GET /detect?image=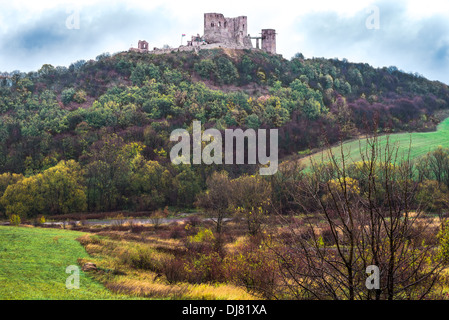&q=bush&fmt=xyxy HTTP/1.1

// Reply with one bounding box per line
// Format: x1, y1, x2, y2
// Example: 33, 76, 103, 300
9, 214, 21, 226
185, 252, 226, 283
225, 242, 278, 299
122, 245, 163, 272
150, 209, 168, 229
185, 228, 216, 255
32, 215, 46, 226
73, 90, 87, 104
112, 213, 127, 227
169, 225, 186, 239
61, 88, 76, 105
161, 257, 187, 284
